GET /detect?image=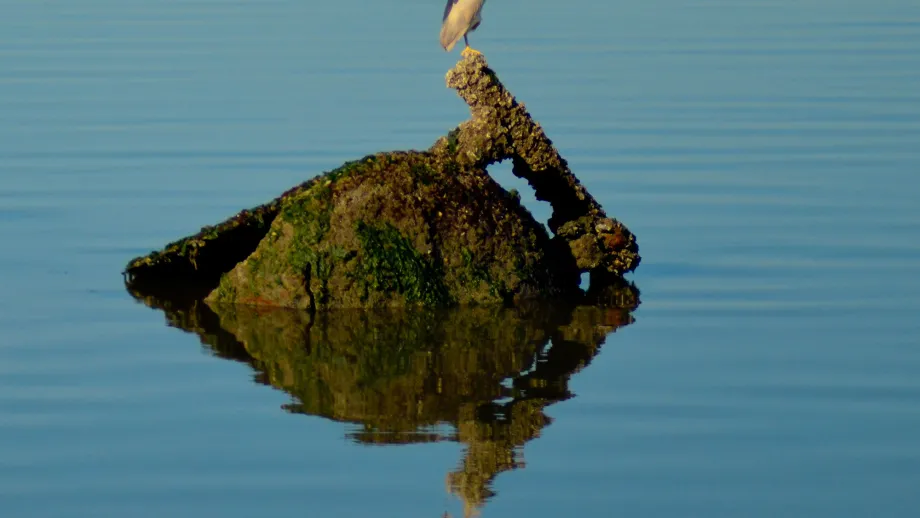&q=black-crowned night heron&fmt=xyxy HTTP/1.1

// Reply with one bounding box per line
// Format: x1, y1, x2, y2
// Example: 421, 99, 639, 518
440, 0, 486, 55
